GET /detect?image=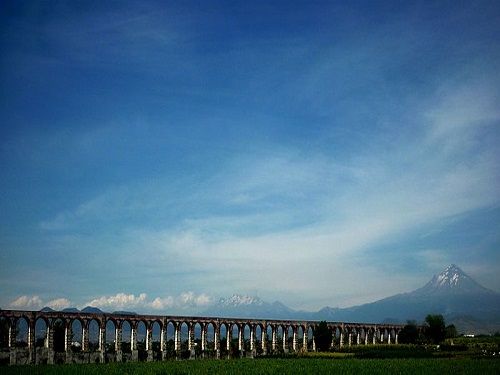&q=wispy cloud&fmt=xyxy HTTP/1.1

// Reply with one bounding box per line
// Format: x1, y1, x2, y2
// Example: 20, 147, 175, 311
34, 70, 500, 308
